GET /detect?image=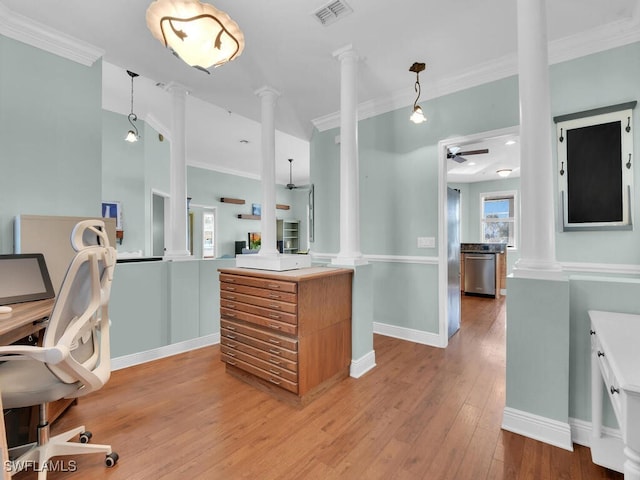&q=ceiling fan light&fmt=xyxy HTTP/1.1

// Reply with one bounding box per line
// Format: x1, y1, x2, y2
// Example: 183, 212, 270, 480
410, 105, 426, 124
125, 130, 139, 143
497, 169, 512, 177
146, 0, 245, 70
